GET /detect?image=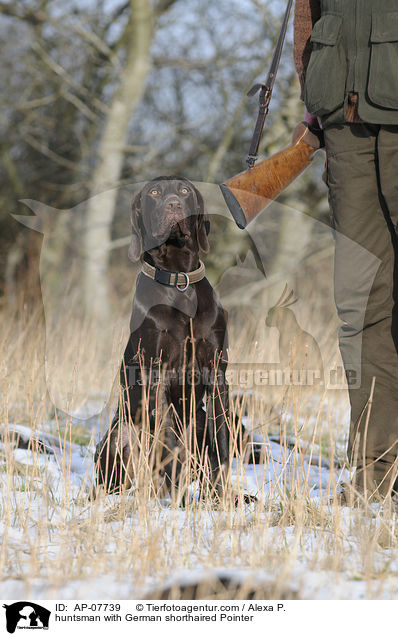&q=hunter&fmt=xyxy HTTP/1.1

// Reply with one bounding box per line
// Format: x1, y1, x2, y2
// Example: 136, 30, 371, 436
294, 0, 398, 501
